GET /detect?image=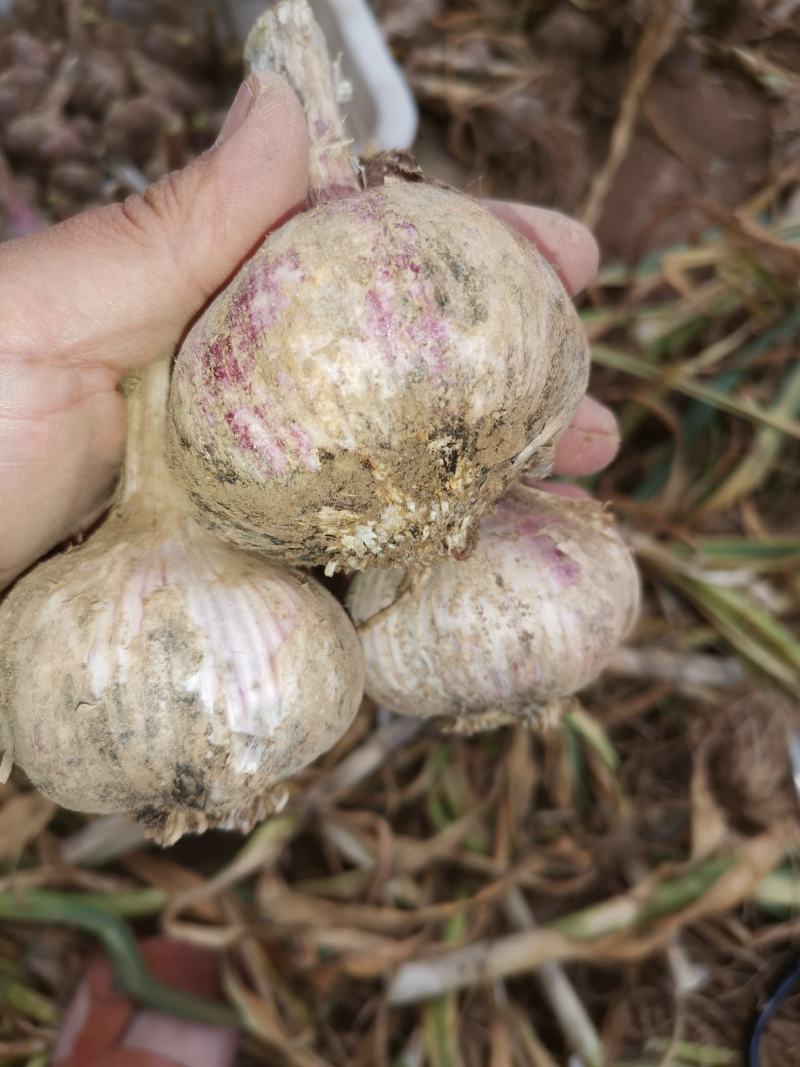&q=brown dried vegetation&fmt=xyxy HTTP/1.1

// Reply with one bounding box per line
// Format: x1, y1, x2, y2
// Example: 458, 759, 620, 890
0, 1, 799, 1065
